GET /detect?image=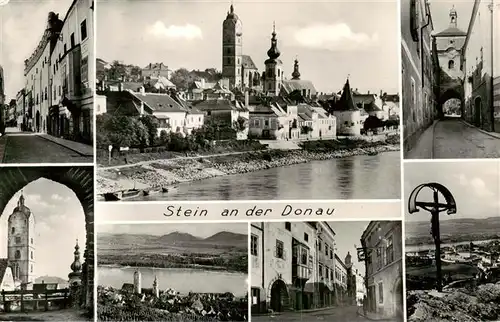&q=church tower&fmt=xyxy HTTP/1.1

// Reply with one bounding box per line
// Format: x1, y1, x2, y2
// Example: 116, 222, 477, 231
7, 193, 36, 286
222, 4, 243, 89
263, 23, 283, 96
